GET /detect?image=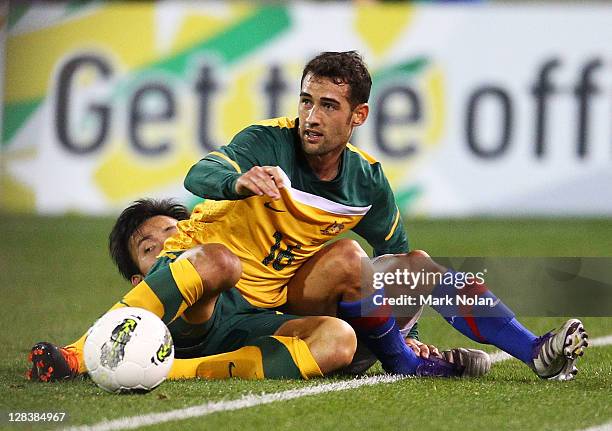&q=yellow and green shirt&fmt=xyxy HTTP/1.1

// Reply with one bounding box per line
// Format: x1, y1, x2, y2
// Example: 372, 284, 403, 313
166, 117, 409, 308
